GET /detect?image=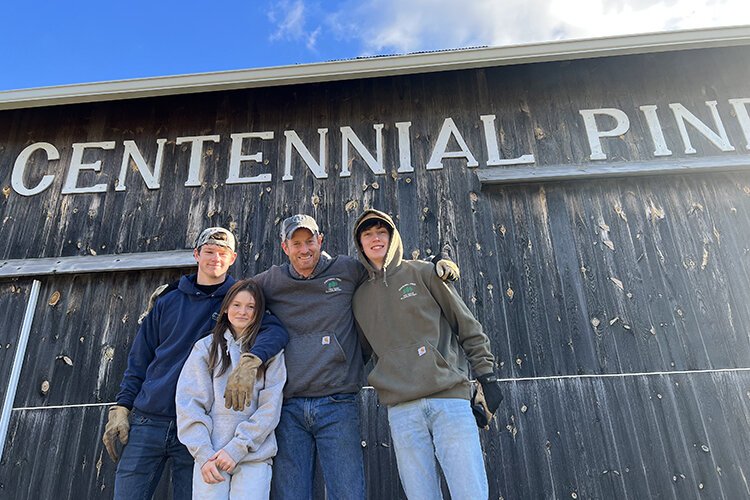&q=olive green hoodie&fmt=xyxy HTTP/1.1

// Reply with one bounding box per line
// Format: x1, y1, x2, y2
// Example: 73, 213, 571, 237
352, 209, 495, 405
